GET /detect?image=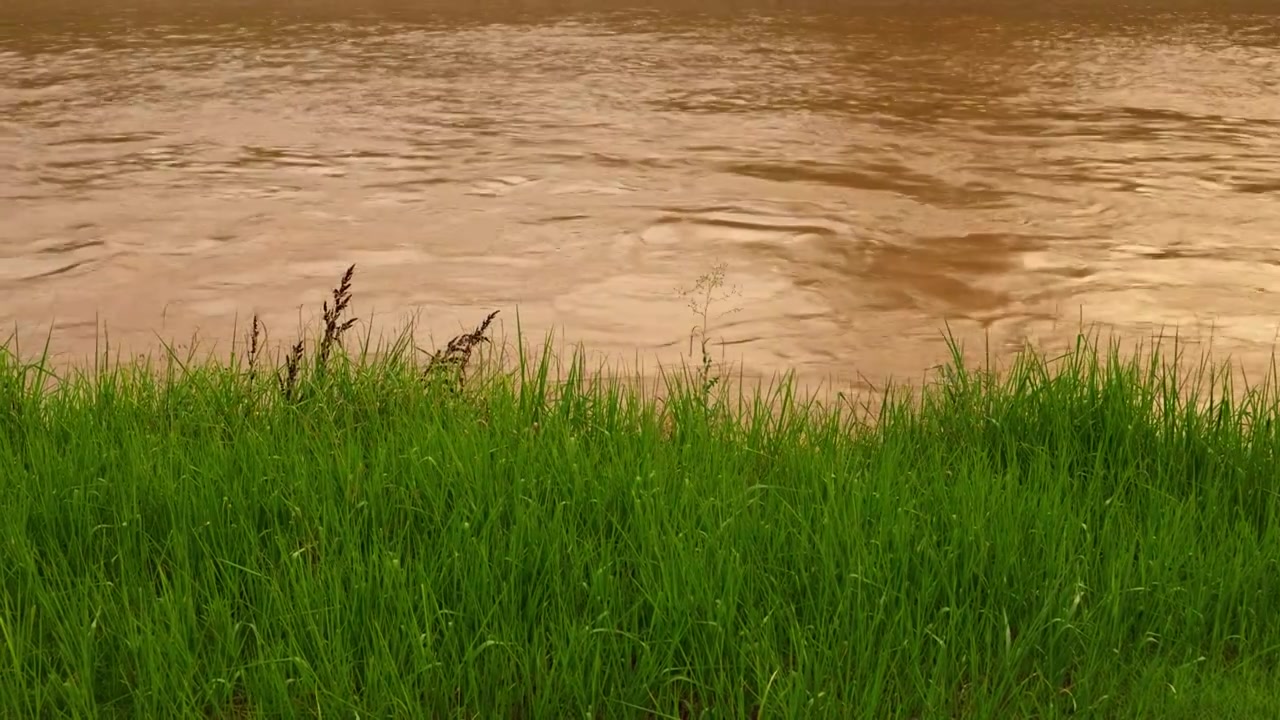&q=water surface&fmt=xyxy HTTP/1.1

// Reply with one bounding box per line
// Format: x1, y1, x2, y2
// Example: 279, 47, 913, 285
3, 0, 1280, 389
